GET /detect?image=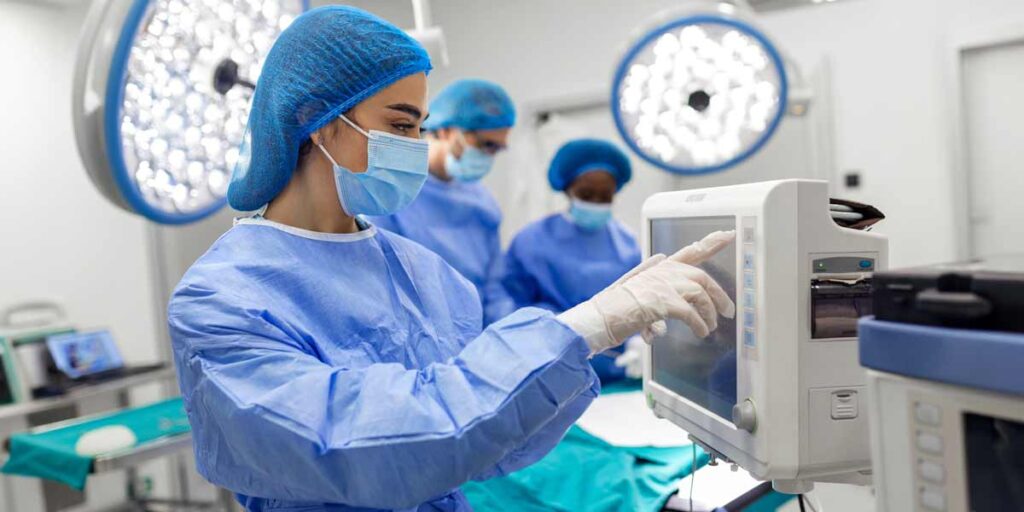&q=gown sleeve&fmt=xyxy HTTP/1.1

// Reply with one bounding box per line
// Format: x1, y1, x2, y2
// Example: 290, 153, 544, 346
480, 229, 517, 325
472, 373, 598, 480
169, 286, 597, 510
